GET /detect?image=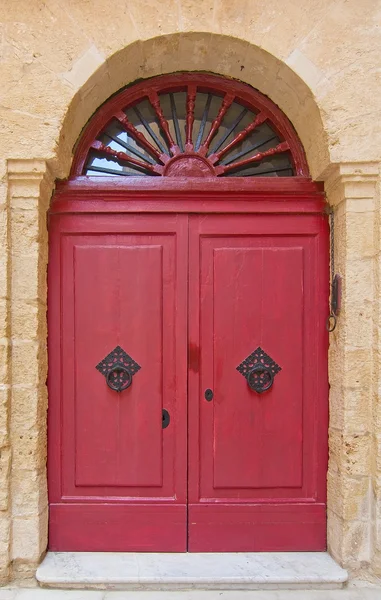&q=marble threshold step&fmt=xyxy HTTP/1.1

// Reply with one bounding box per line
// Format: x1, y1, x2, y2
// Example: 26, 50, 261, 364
36, 552, 348, 591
